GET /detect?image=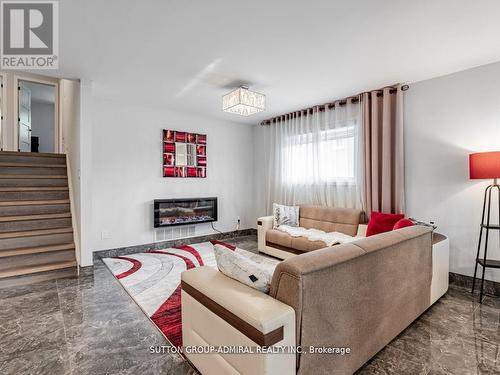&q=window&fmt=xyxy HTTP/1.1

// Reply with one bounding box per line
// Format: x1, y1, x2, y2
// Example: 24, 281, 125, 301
283, 125, 357, 185
265, 101, 361, 211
